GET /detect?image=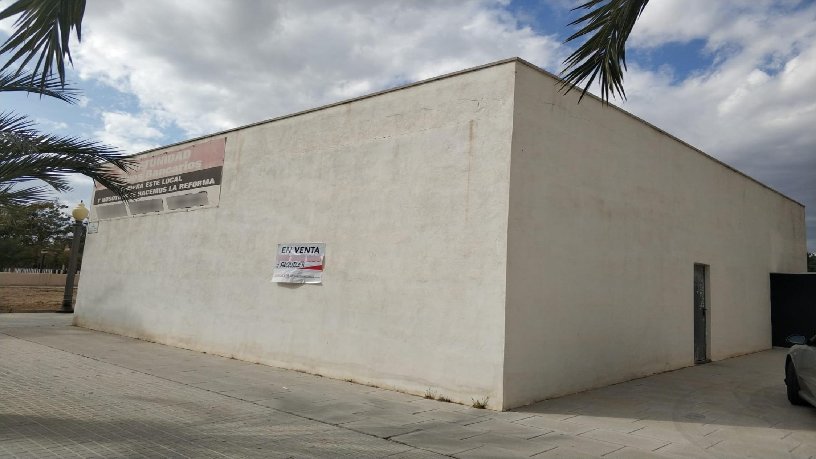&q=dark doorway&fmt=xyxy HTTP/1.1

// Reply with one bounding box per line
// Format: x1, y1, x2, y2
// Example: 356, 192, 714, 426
770, 273, 816, 347
694, 264, 710, 364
